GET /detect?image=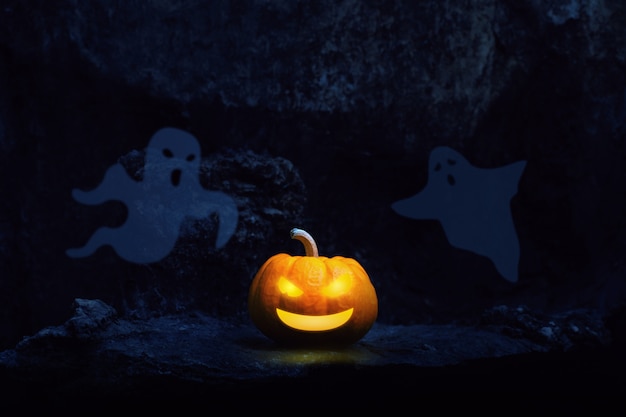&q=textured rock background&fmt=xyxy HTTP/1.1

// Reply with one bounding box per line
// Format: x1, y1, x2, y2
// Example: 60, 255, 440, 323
1, 0, 625, 354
